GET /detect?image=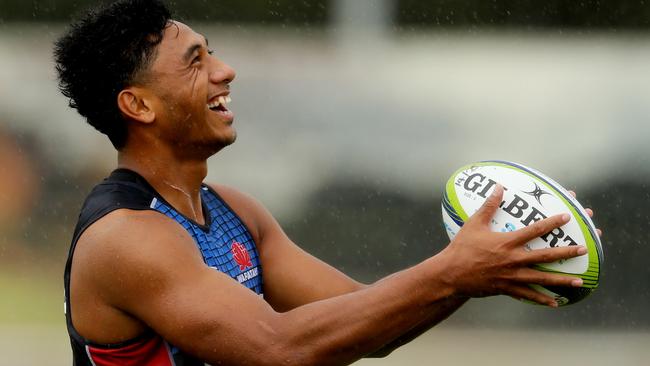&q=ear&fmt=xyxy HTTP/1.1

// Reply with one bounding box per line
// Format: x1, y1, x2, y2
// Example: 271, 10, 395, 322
117, 87, 156, 124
